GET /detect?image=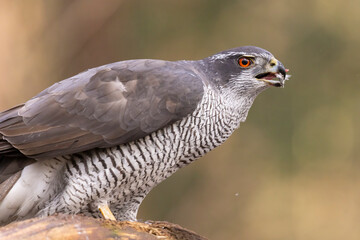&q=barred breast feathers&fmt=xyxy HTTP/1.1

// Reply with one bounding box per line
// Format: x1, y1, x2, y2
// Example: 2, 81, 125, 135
0, 83, 259, 224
